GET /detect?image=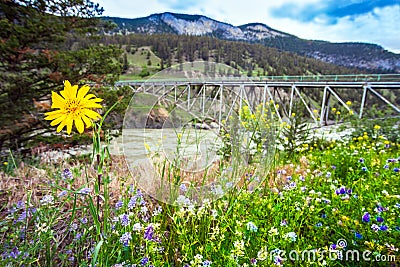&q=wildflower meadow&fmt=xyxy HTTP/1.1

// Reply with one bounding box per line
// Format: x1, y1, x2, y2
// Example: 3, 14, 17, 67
0, 81, 399, 267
